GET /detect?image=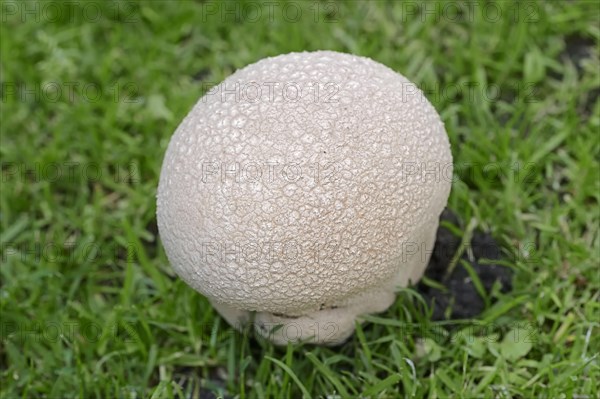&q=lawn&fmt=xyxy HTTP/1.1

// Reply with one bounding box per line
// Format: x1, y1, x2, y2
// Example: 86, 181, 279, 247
1, 0, 599, 398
